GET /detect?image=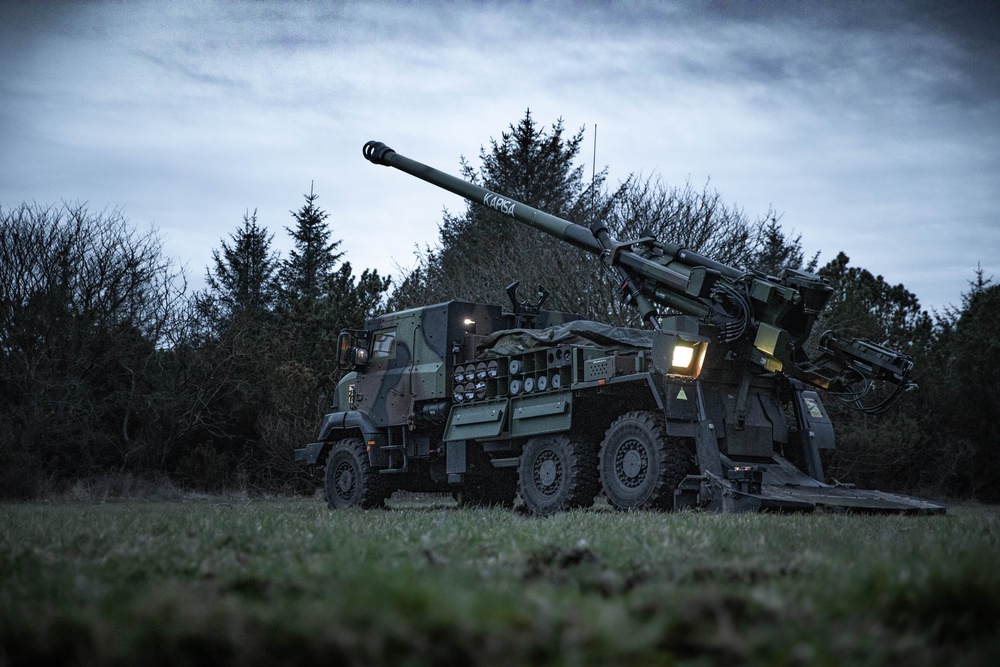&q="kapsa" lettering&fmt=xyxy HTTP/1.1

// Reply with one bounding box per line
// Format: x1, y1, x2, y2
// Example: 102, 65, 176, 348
483, 193, 516, 216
